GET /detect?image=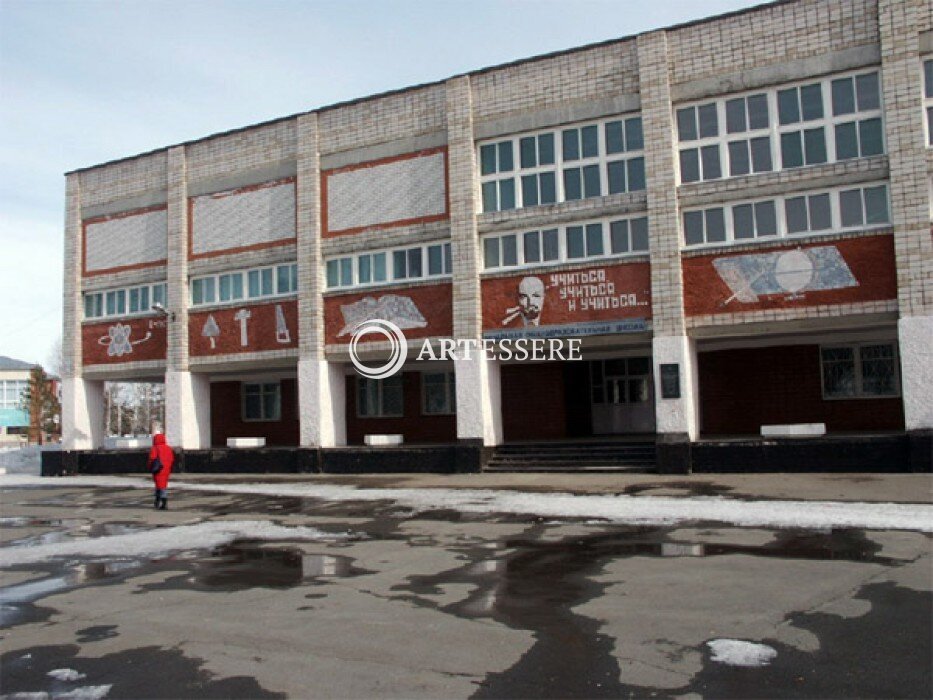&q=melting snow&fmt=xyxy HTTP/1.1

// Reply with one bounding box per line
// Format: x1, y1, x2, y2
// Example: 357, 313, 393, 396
2, 474, 932, 533
0, 520, 352, 567
47, 669, 87, 682
707, 639, 778, 667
